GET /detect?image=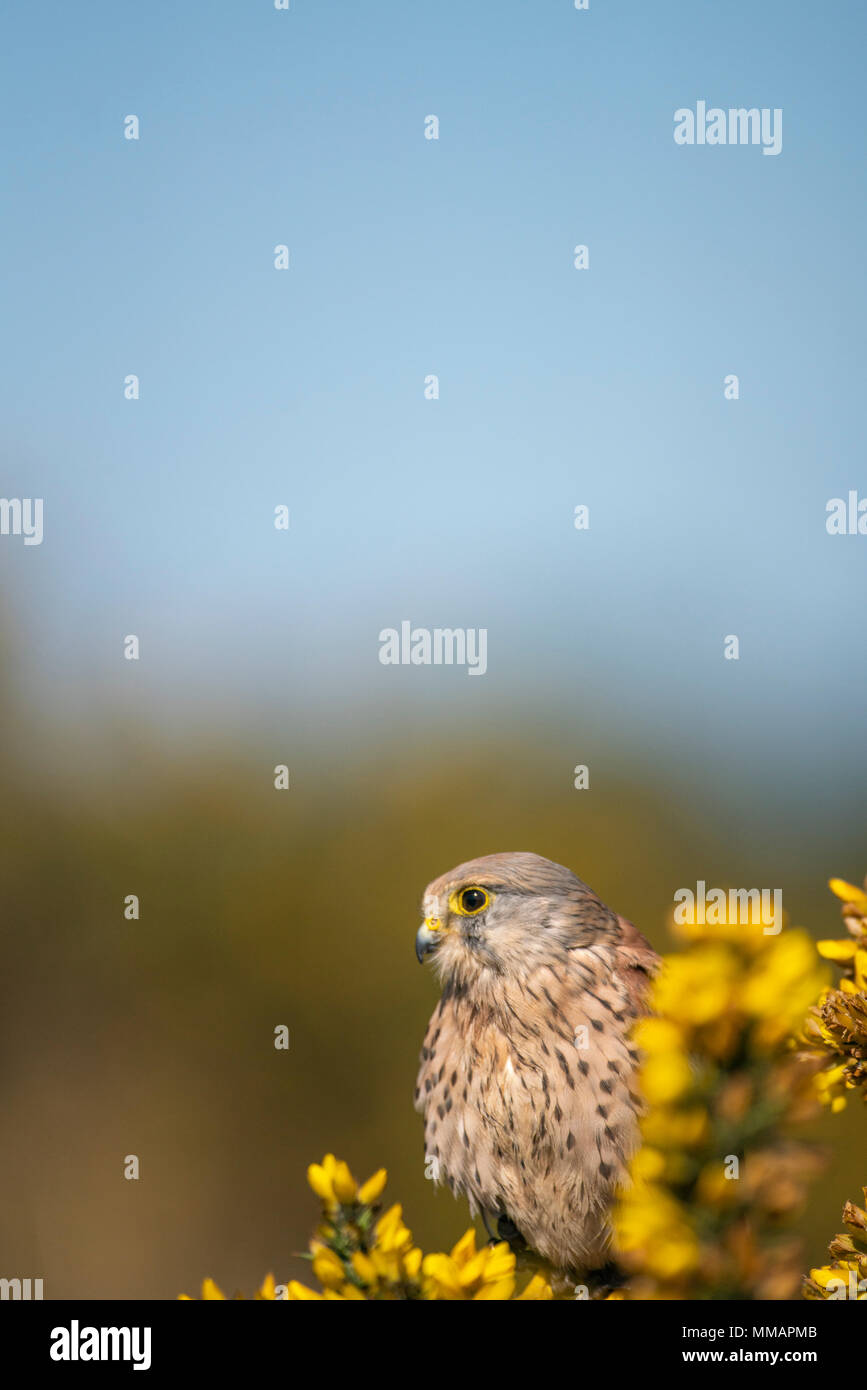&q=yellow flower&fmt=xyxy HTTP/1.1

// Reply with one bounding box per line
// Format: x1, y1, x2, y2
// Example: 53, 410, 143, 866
350, 1251, 377, 1284
639, 1051, 693, 1104
306, 1154, 388, 1211
311, 1243, 346, 1290
183, 1154, 557, 1299
358, 1168, 388, 1205
615, 1184, 699, 1280
180, 1272, 284, 1301
306, 1154, 344, 1205
307, 1153, 356, 1206
286, 1280, 328, 1300
178, 1277, 230, 1300
814, 1062, 851, 1113
817, 939, 858, 962
632, 1017, 684, 1054
632, 1146, 667, 1182
422, 1230, 517, 1300
373, 1203, 414, 1254
652, 947, 738, 1027
805, 1188, 867, 1302
744, 931, 828, 1043
828, 878, 867, 913
515, 1272, 554, 1300
641, 1105, 709, 1150
617, 888, 840, 1299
